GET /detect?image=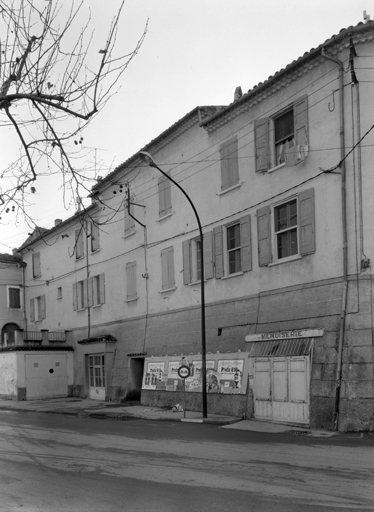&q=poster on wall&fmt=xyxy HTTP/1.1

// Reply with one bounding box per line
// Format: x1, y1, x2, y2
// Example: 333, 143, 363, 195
185, 360, 215, 392
142, 362, 165, 390
166, 361, 184, 391
217, 359, 244, 394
